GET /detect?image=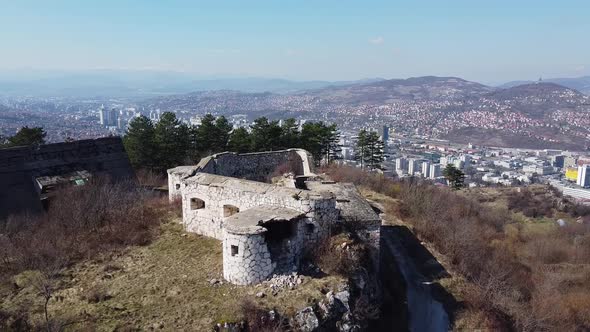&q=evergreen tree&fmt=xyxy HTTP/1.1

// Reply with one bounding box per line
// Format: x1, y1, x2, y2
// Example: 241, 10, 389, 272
322, 123, 341, 163
300, 122, 340, 166
194, 114, 217, 154
355, 130, 383, 170
279, 118, 300, 149
354, 129, 369, 169
227, 127, 252, 153
250, 117, 282, 151
443, 164, 465, 190
213, 116, 233, 152
123, 115, 156, 169
6, 126, 46, 147
154, 112, 189, 170
187, 124, 200, 162
365, 131, 384, 170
